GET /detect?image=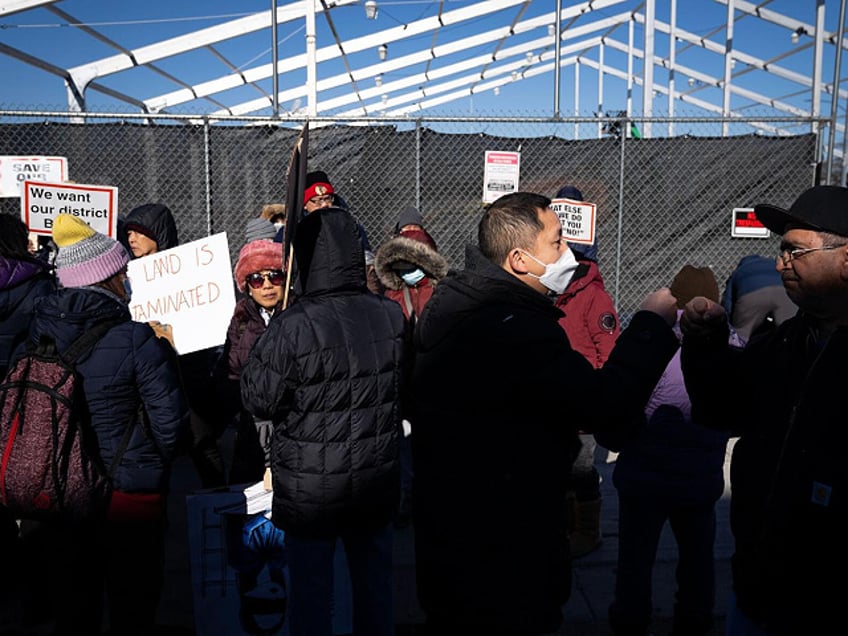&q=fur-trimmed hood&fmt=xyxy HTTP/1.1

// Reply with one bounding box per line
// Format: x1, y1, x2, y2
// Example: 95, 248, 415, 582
375, 235, 449, 291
